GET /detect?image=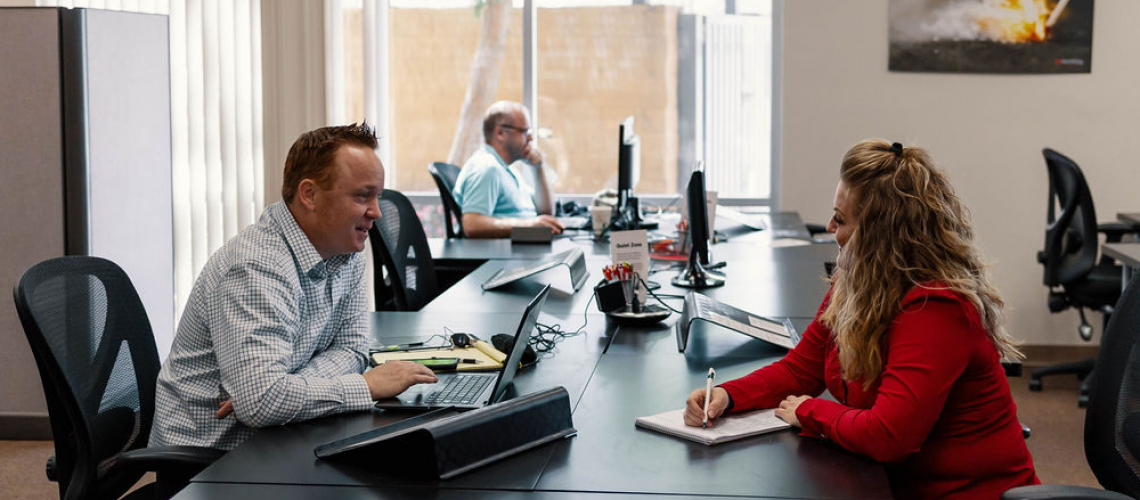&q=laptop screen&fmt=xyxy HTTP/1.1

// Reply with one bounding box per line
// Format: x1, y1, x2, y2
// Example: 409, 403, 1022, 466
489, 285, 550, 403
